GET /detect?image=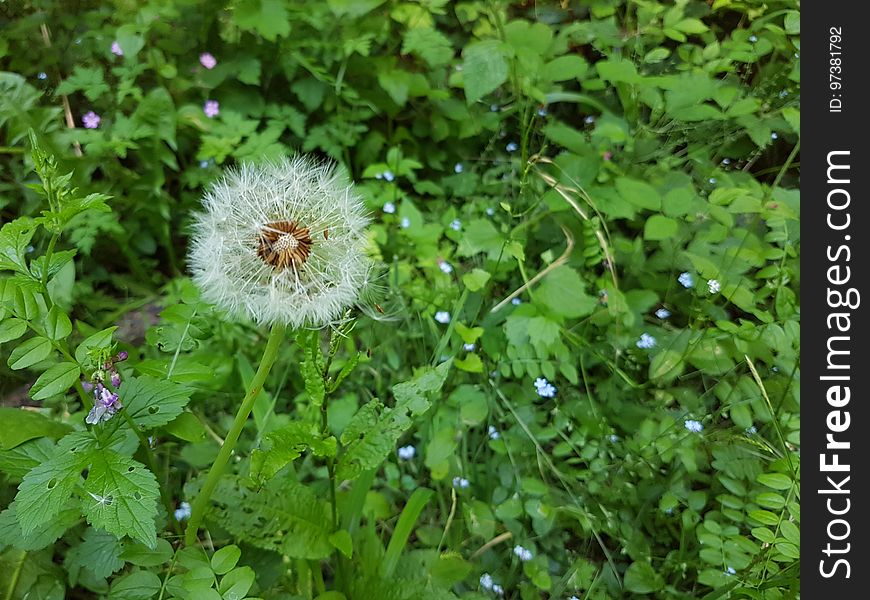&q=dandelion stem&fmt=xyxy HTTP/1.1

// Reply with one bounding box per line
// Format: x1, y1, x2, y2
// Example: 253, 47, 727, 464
184, 322, 287, 546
